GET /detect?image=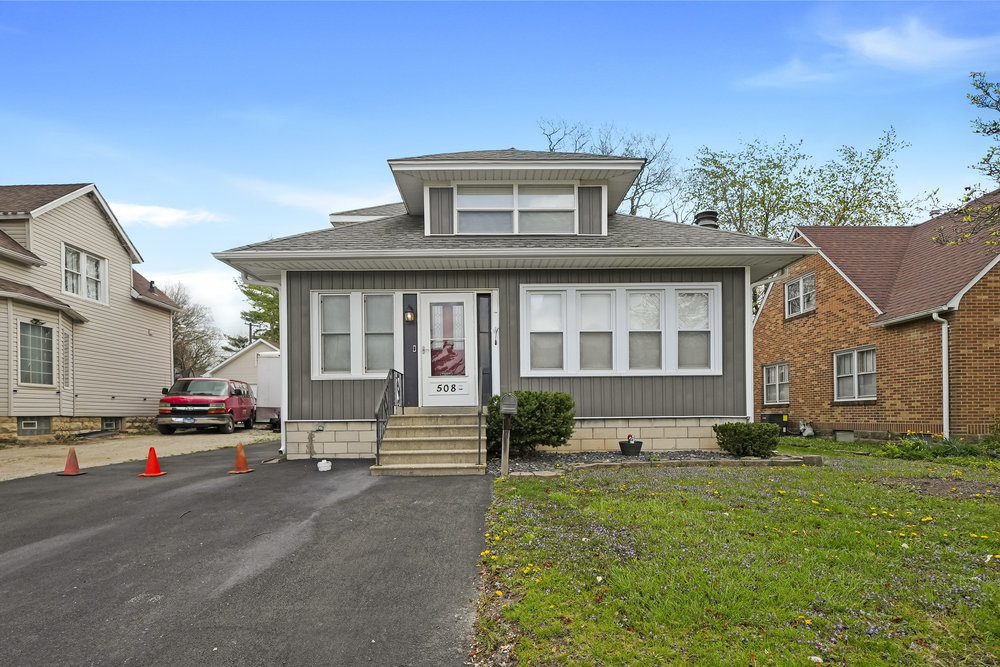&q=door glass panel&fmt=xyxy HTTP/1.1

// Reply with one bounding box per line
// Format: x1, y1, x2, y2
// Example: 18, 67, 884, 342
430, 302, 466, 376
